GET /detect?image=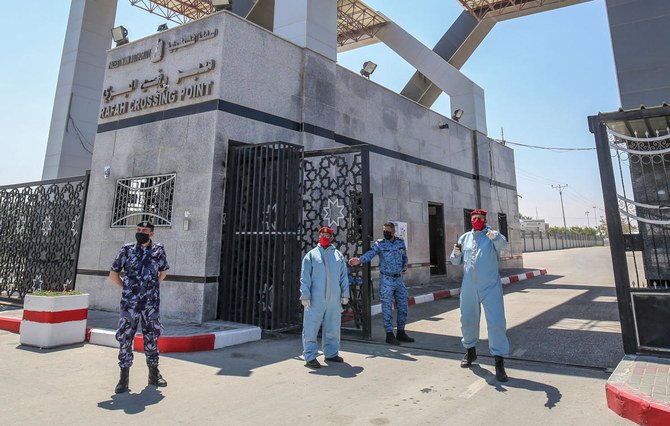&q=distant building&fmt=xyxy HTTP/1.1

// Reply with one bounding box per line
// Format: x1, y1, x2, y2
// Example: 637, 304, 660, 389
520, 219, 547, 235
